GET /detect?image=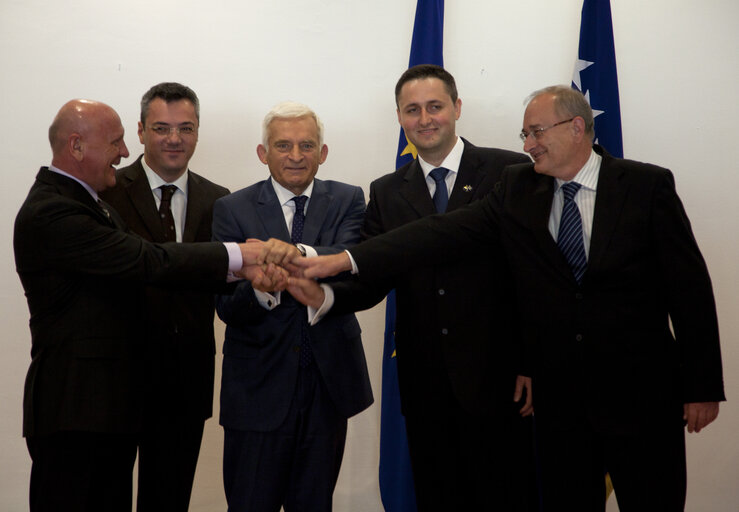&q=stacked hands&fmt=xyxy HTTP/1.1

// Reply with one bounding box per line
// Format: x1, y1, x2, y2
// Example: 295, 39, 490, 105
236, 238, 350, 308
